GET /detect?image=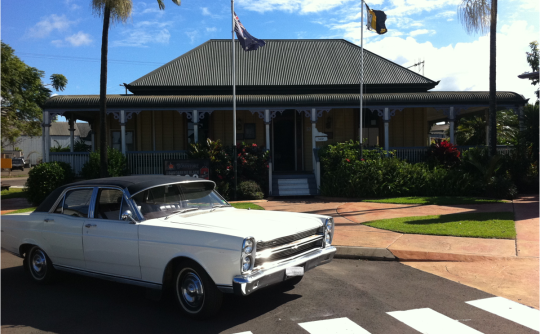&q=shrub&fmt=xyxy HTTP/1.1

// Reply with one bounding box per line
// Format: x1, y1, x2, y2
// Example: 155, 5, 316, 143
188, 139, 269, 200
318, 140, 507, 199
81, 147, 129, 179
426, 140, 461, 169
25, 162, 74, 206
238, 180, 264, 200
